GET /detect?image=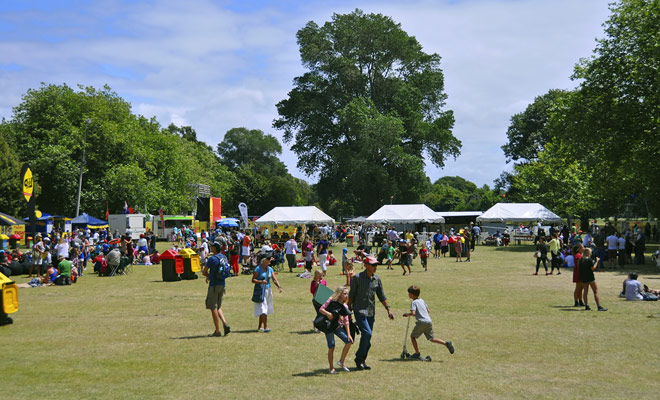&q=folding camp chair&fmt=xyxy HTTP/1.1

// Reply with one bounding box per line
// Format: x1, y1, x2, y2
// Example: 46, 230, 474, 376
107, 260, 120, 276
